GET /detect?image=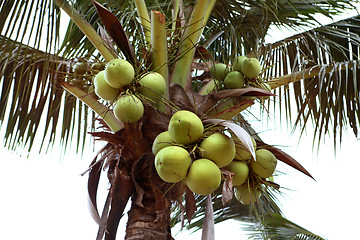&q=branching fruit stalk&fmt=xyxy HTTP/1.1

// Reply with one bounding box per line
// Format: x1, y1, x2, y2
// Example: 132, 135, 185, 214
61, 82, 123, 133
55, 0, 115, 62
151, 11, 169, 99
